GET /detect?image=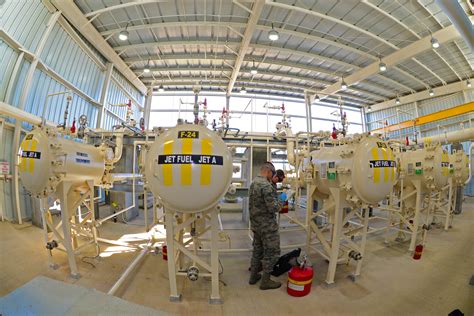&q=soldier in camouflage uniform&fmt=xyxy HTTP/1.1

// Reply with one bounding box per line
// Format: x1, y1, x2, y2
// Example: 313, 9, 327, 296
248, 162, 282, 290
